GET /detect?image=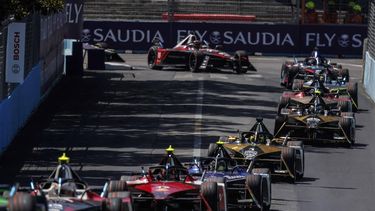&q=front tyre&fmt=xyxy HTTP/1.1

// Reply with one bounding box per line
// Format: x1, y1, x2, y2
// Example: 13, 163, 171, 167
147, 46, 162, 70
189, 51, 203, 72
233, 50, 249, 74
